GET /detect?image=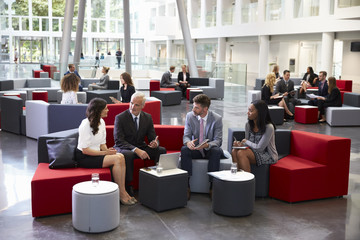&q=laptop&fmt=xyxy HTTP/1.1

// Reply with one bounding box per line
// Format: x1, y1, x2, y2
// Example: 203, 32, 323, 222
149, 152, 180, 170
